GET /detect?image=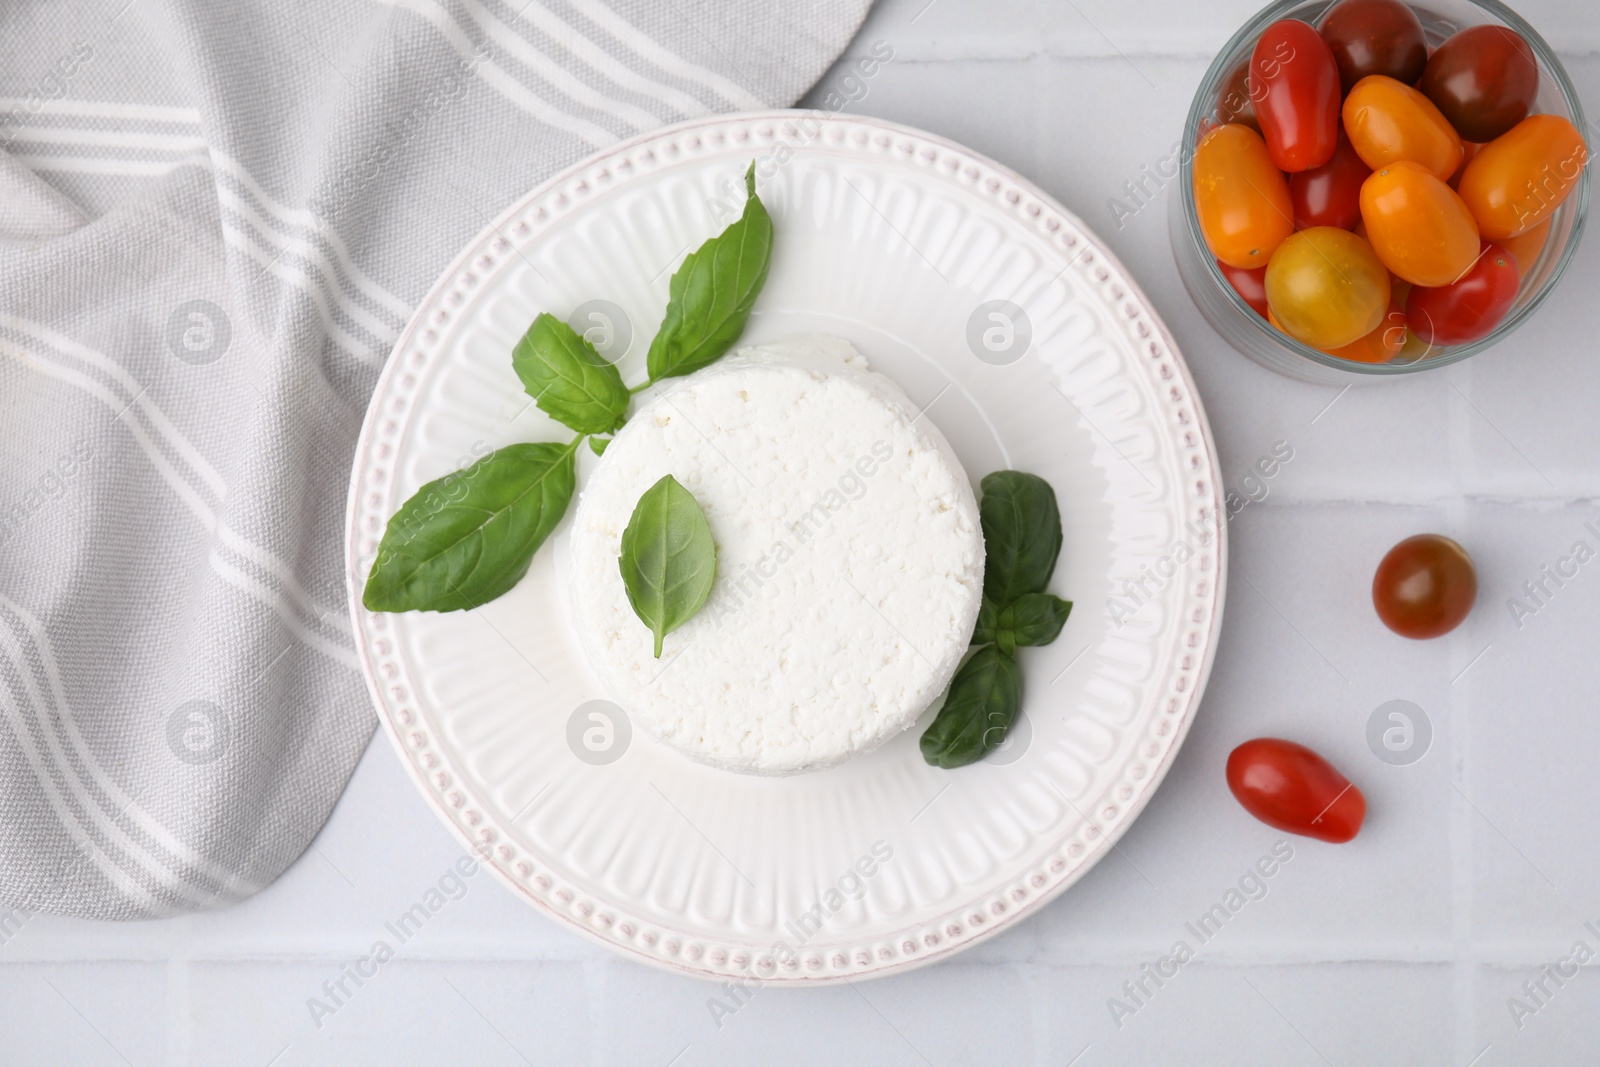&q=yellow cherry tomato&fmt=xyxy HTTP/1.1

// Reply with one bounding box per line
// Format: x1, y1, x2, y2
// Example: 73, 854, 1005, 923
1458, 114, 1589, 239
1325, 300, 1407, 363
1194, 123, 1296, 269
1265, 227, 1392, 349
1343, 75, 1463, 181
1360, 162, 1481, 286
